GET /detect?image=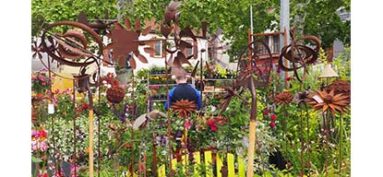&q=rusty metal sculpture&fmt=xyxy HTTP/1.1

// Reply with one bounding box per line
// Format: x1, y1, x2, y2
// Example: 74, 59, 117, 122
40, 21, 105, 67
160, 1, 206, 69
278, 29, 321, 82
104, 18, 155, 69
77, 12, 115, 35
38, 20, 111, 177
